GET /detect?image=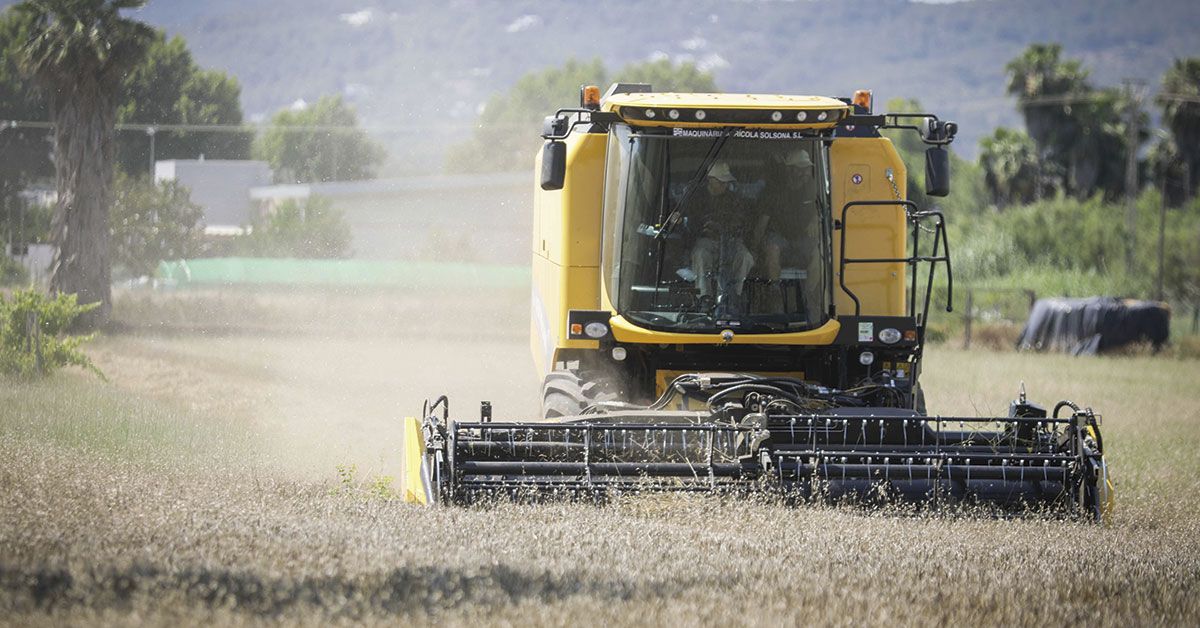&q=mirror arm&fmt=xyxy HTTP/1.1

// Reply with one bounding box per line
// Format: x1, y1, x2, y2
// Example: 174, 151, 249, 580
541, 110, 619, 140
